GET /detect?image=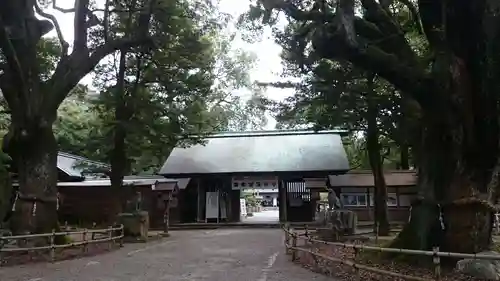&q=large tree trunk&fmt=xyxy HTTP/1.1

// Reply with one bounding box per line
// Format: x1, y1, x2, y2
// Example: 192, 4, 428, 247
0, 170, 13, 225
392, 108, 495, 253
109, 49, 130, 220
366, 76, 390, 236
6, 124, 59, 234
291, 0, 500, 255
